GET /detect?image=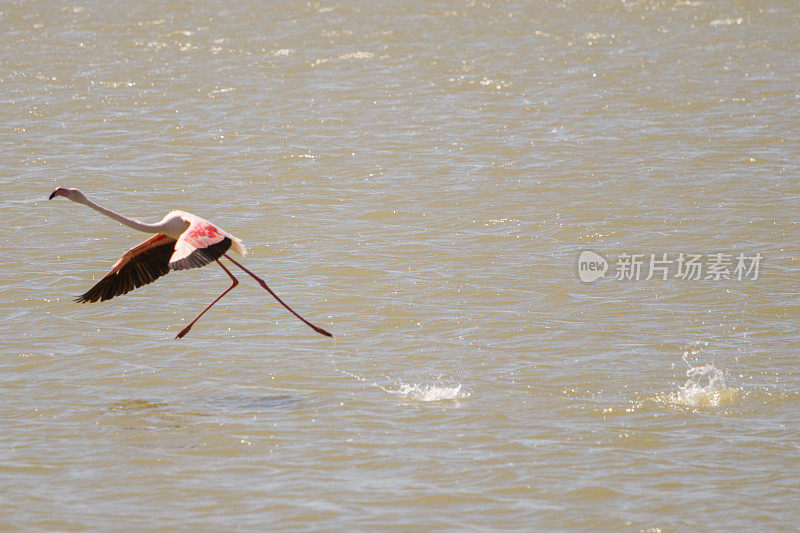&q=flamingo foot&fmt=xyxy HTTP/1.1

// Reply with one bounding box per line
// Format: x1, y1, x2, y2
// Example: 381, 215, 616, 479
175, 325, 193, 339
